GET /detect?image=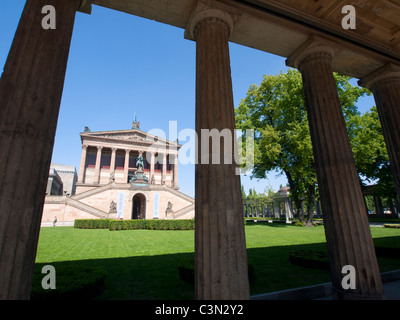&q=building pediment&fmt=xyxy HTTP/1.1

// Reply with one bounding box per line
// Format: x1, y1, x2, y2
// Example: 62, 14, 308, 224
99, 132, 154, 143
80, 129, 181, 149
